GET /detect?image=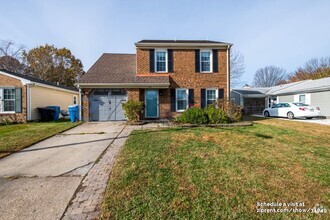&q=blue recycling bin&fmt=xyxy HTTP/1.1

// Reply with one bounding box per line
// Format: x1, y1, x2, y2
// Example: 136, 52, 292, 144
68, 105, 79, 122
46, 106, 60, 121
